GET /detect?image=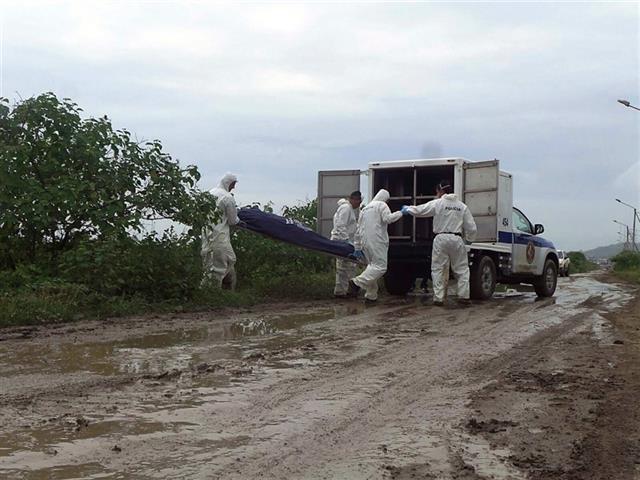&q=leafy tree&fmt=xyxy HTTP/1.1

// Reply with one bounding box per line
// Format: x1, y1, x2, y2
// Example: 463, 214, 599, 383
0, 93, 215, 268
